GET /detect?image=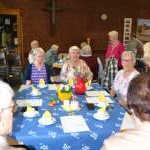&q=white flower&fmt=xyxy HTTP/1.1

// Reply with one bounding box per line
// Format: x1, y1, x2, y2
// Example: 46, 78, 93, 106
64, 85, 70, 91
